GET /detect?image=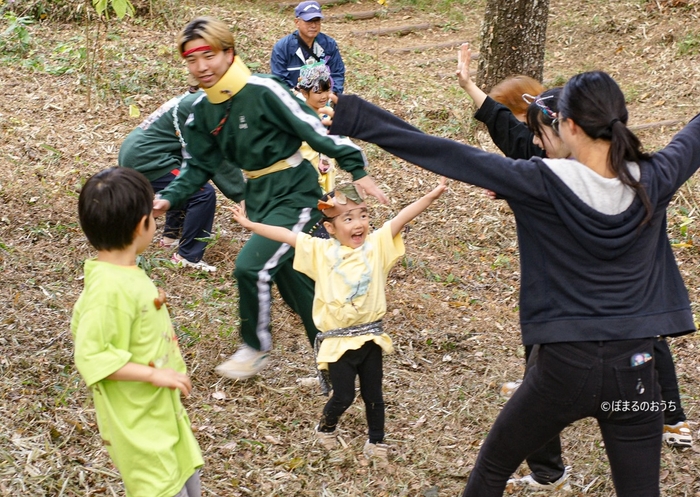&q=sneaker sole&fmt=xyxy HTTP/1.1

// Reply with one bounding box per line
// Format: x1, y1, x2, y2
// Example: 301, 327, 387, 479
663, 433, 692, 447
214, 356, 269, 379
